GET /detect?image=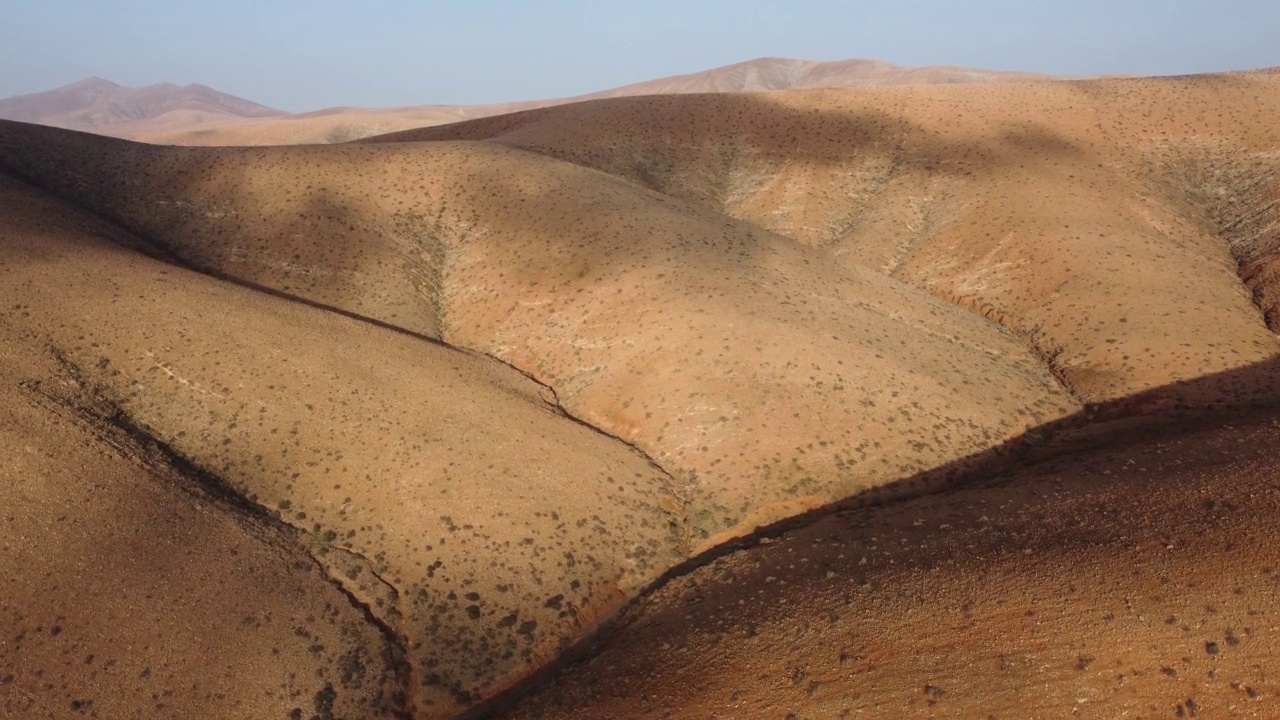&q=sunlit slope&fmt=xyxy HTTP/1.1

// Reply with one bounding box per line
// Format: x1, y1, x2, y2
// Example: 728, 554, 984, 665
504, 402, 1280, 719
0, 172, 683, 717
380, 74, 1280, 409
0, 122, 1079, 547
